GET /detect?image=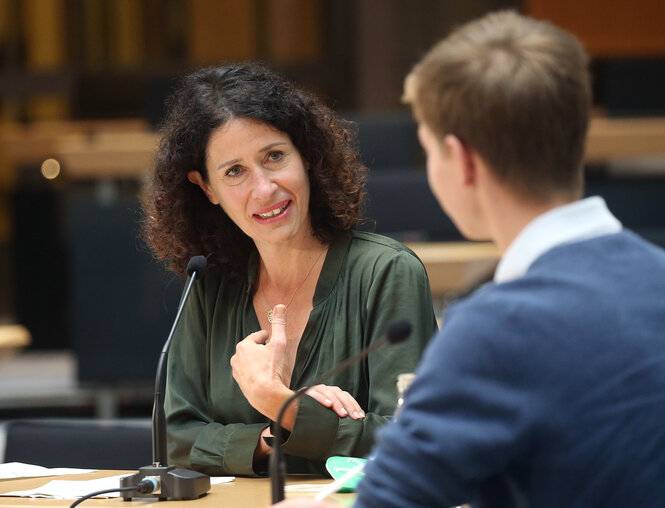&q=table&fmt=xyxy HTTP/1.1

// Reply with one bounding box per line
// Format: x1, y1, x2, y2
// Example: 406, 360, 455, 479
407, 241, 499, 297
0, 325, 30, 362
0, 471, 354, 507
585, 116, 665, 163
